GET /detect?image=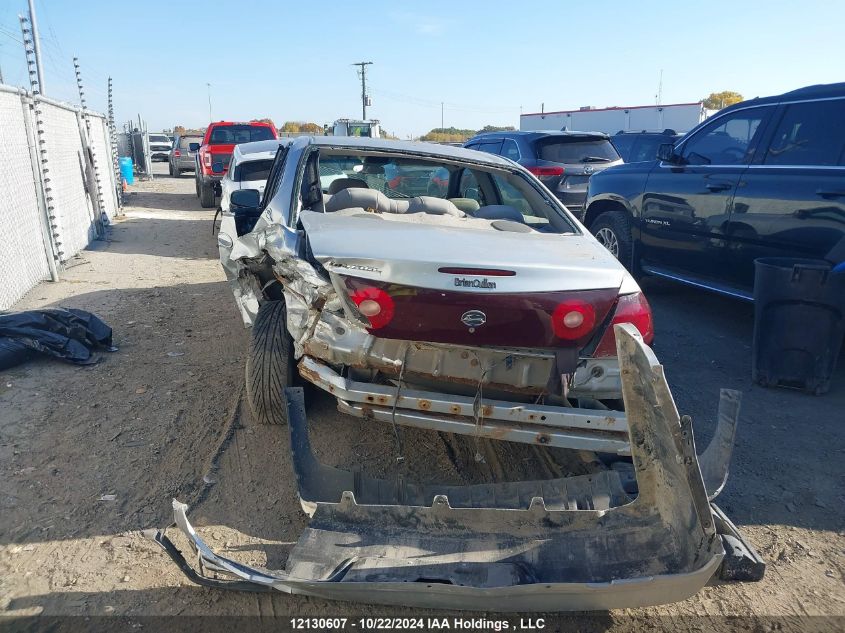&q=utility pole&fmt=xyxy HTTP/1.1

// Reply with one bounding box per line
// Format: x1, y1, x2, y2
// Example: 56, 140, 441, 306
27, 0, 45, 94
656, 69, 664, 105
352, 61, 372, 119
206, 82, 212, 122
